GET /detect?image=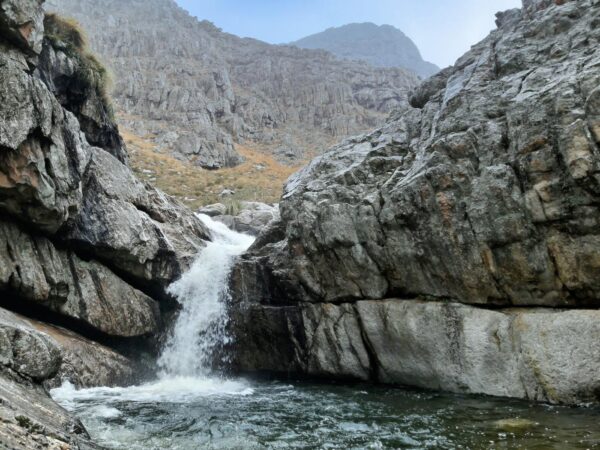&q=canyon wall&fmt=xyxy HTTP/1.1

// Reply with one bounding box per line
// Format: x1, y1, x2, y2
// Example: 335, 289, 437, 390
0, 1, 209, 446
231, 0, 600, 405
46, 0, 421, 169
